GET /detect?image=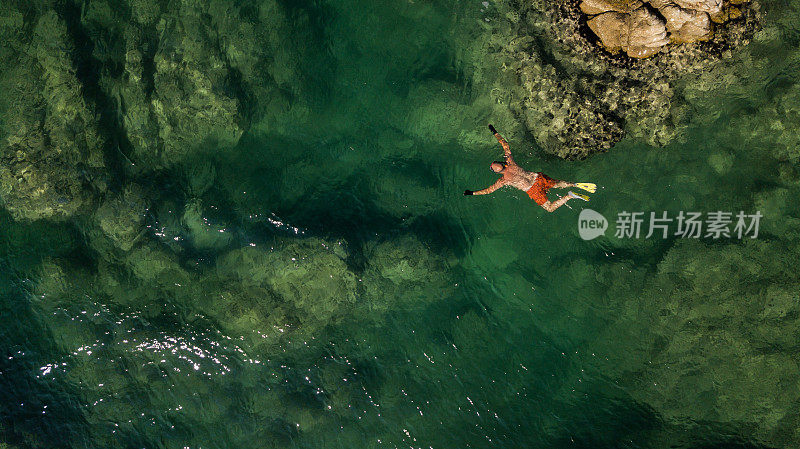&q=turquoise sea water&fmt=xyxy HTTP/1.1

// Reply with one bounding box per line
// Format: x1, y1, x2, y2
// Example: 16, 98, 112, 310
1, 0, 800, 448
